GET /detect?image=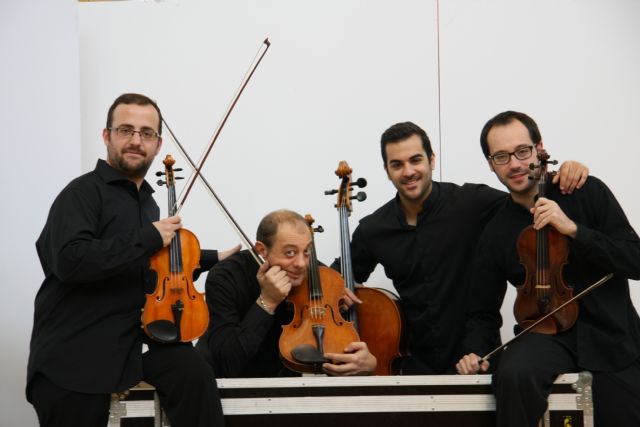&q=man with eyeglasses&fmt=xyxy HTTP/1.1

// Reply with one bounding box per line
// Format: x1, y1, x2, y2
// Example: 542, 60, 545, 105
27, 93, 234, 427
456, 111, 640, 426
338, 121, 588, 376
